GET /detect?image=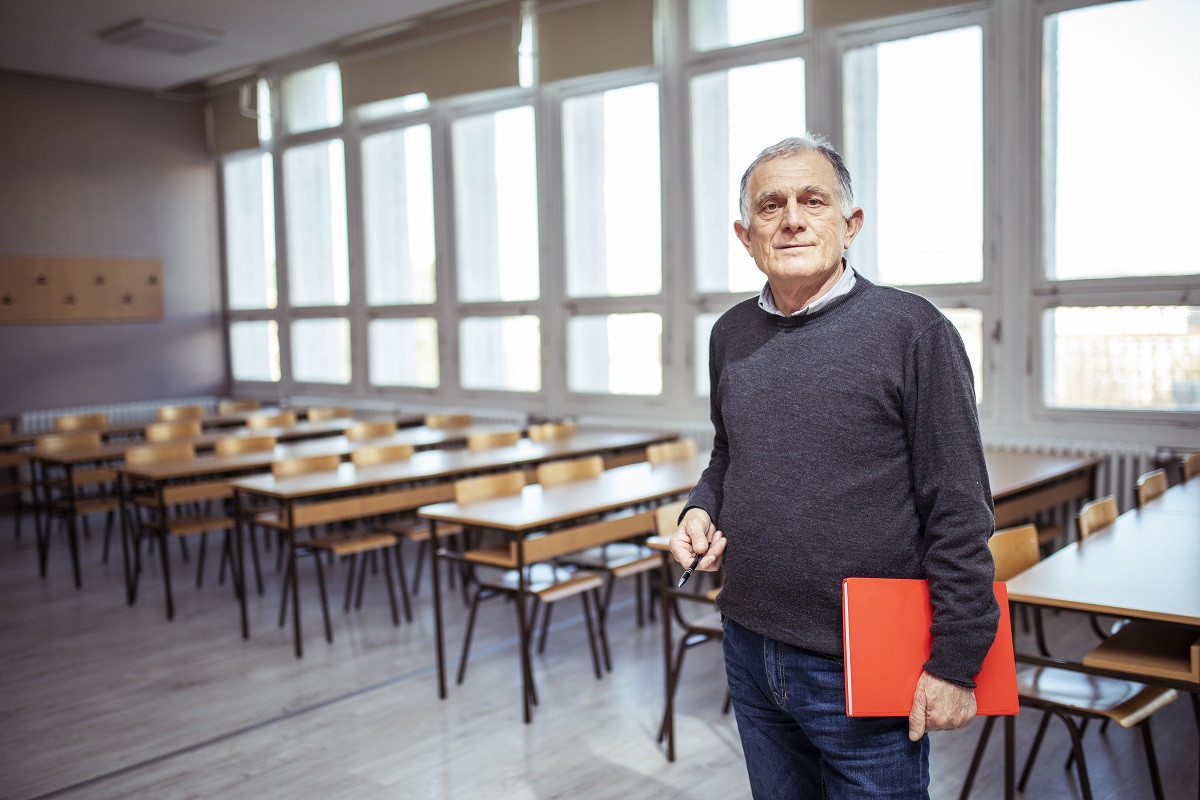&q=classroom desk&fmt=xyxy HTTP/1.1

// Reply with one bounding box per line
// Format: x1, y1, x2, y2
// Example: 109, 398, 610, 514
1137, 475, 1200, 517
230, 431, 676, 656
418, 453, 709, 723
